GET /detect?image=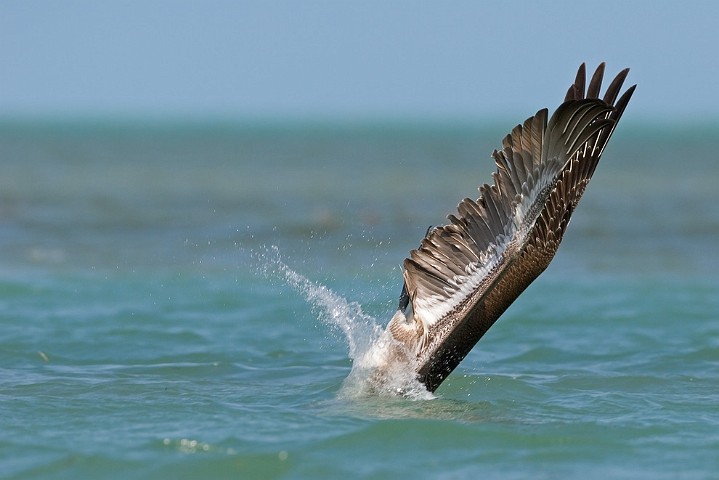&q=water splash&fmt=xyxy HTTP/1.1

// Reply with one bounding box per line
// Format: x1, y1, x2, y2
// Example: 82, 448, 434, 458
254, 245, 433, 400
